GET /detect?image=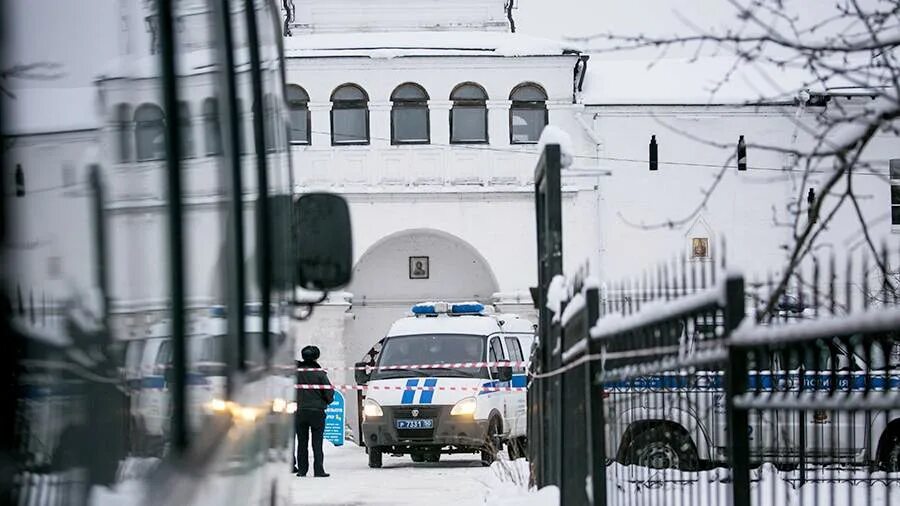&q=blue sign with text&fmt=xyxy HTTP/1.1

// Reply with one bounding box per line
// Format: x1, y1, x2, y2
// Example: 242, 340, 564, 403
323, 390, 345, 446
